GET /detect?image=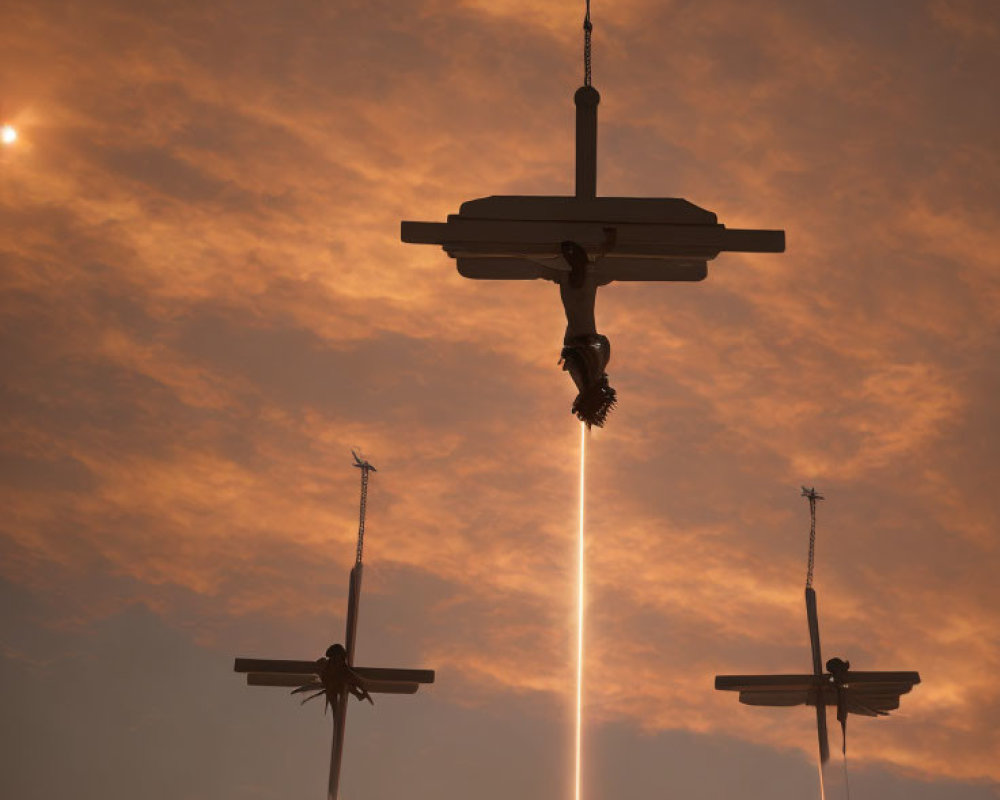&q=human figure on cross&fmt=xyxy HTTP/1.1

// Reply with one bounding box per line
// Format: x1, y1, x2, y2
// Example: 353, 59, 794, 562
557, 240, 616, 426
233, 454, 435, 800
297, 643, 374, 706
401, 82, 784, 428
